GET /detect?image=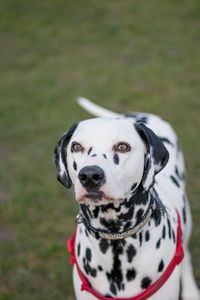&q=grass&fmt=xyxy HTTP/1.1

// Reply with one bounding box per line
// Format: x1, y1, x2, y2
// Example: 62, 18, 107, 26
0, 0, 199, 299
